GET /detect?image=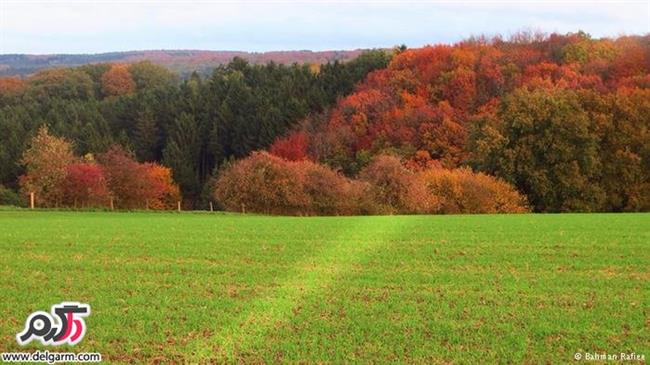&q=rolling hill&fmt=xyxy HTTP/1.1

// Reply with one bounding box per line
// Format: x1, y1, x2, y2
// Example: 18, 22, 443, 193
0, 49, 365, 77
